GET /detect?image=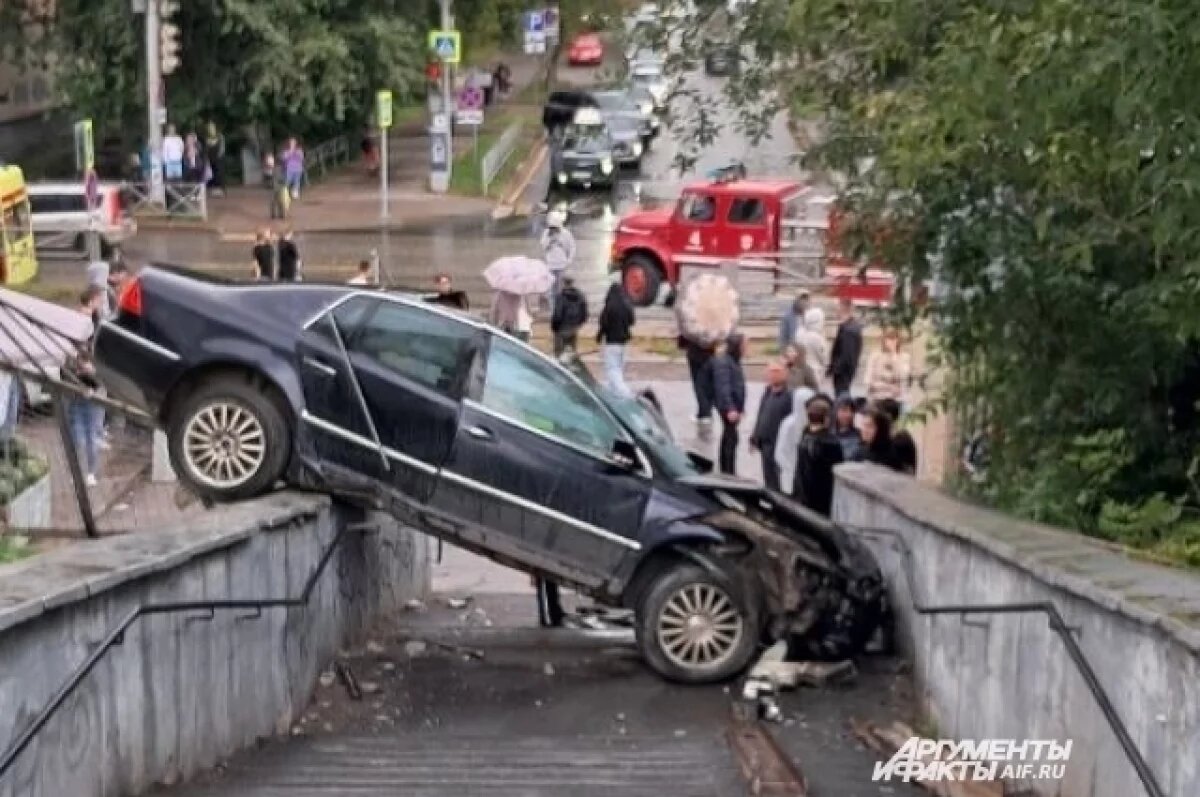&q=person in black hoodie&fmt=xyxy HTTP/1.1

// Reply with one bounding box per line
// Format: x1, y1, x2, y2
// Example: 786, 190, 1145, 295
749, 359, 792, 490
709, 334, 746, 475
854, 405, 897, 468
550, 276, 589, 355
877, 398, 918, 475
828, 298, 863, 397
596, 277, 635, 397
792, 393, 844, 516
